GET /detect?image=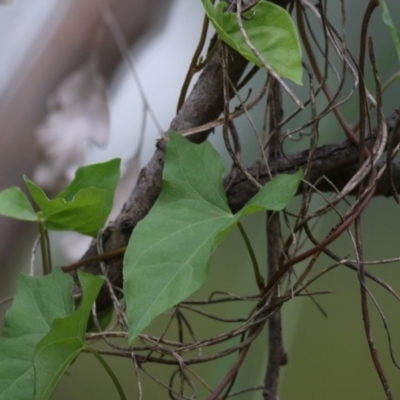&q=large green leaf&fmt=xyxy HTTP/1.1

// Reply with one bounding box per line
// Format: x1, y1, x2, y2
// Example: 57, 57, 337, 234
124, 132, 302, 343
0, 269, 74, 400
202, 0, 302, 84
24, 159, 121, 237
33, 271, 104, 400
0, 187, 37, 221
